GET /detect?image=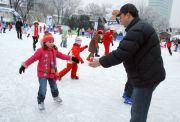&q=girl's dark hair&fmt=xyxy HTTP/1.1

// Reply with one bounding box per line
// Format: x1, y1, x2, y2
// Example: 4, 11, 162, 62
42, 42, 48, 50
